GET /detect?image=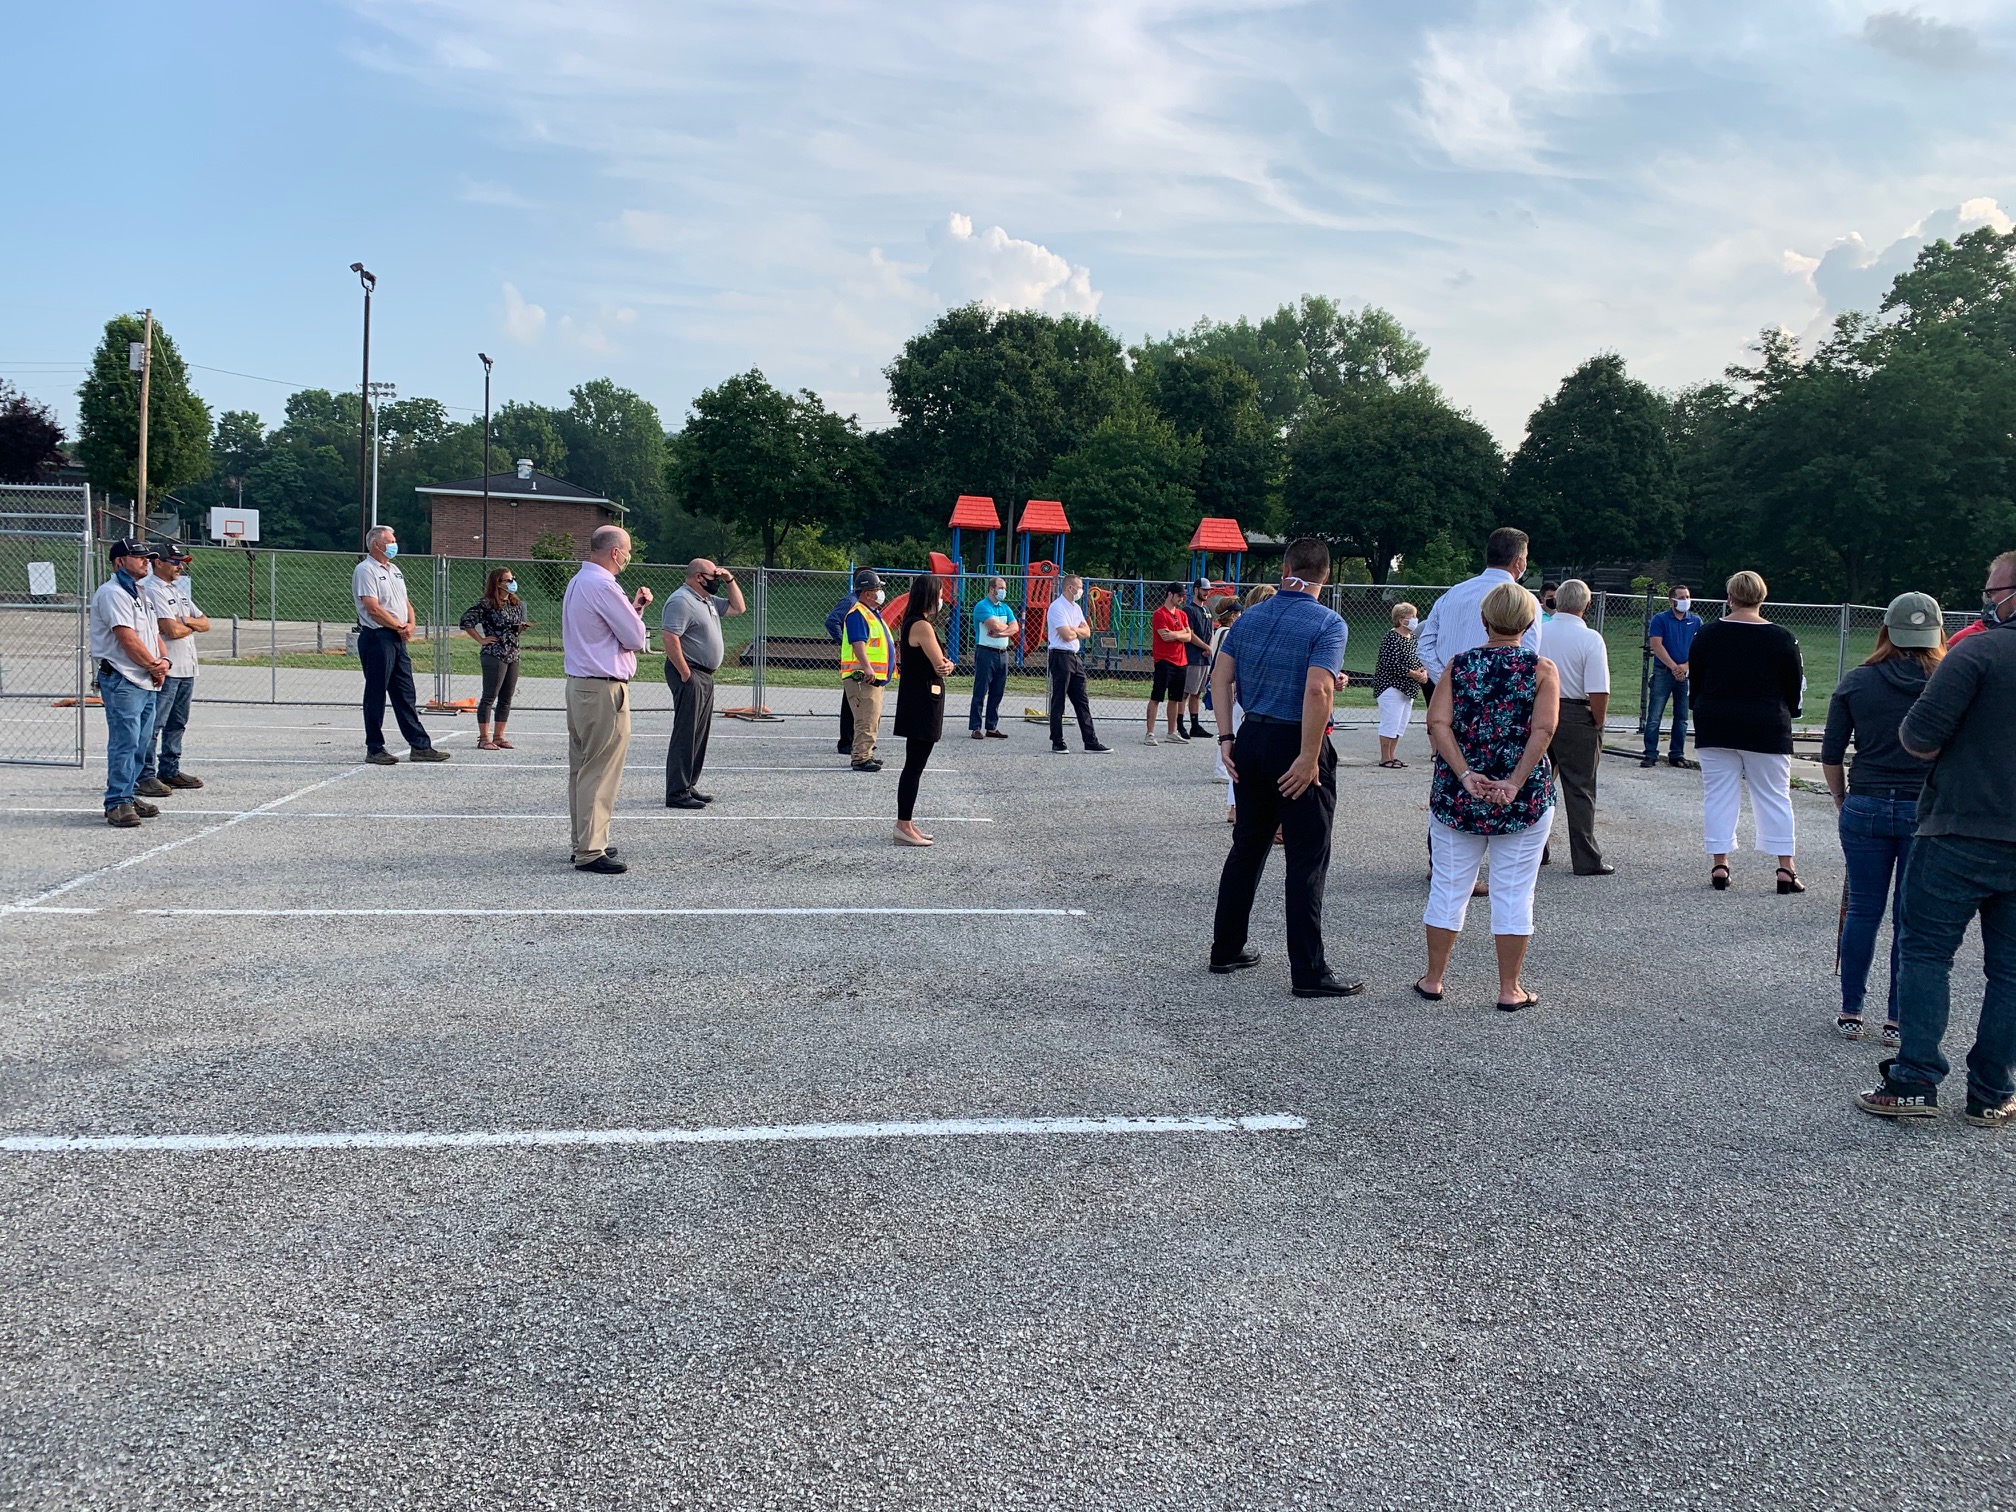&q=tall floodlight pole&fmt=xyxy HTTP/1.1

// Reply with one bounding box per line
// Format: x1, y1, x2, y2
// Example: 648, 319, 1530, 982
349, 263, 376, 550
367, 381, 396, 528
132, 309, 154, 538
478, 352, 494, 563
